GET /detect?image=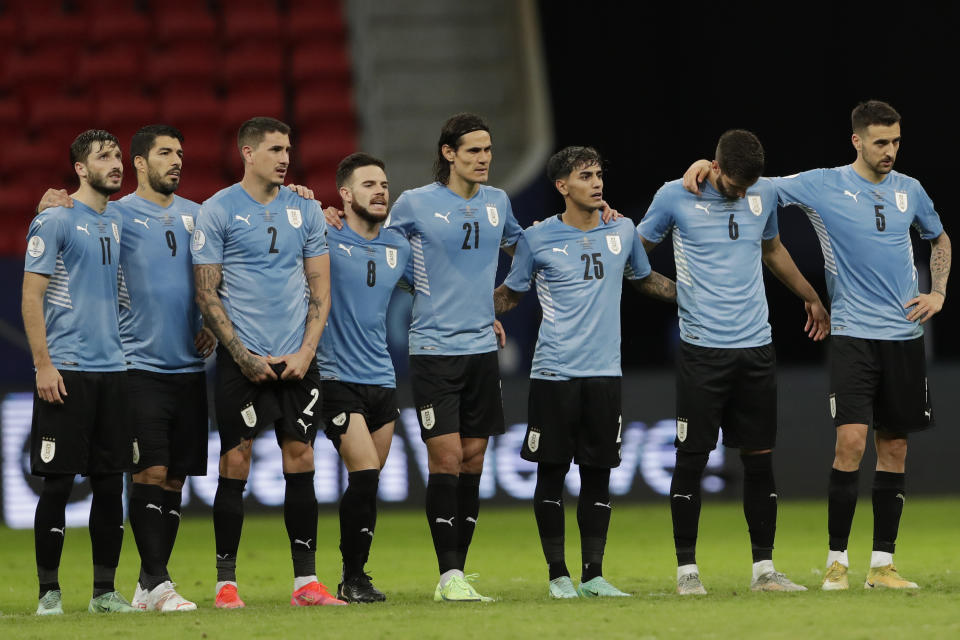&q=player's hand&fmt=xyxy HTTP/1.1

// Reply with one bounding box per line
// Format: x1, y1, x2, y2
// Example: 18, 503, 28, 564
36, 363, 67, 404
682, 160, 712, 195
904, 292, 944, 324
194, 327, 217, 358
267, 349, 313, 381
804, 299, 830, 341
238, 352, 277, 384
37, 188, 73, 214
324, 205, 345, 230
599, 200, 623, 223
494, 319, 506, 348
286, 184, 316, 201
